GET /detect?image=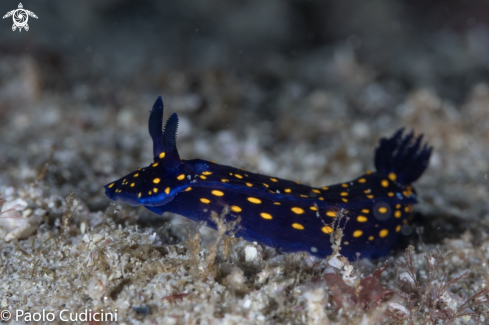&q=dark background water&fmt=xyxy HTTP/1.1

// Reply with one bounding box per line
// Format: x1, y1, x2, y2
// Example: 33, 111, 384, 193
2, 0, 488, 102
